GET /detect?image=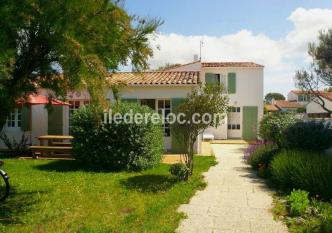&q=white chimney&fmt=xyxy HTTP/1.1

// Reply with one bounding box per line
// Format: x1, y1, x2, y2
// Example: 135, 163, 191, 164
193, 54, 199, 62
